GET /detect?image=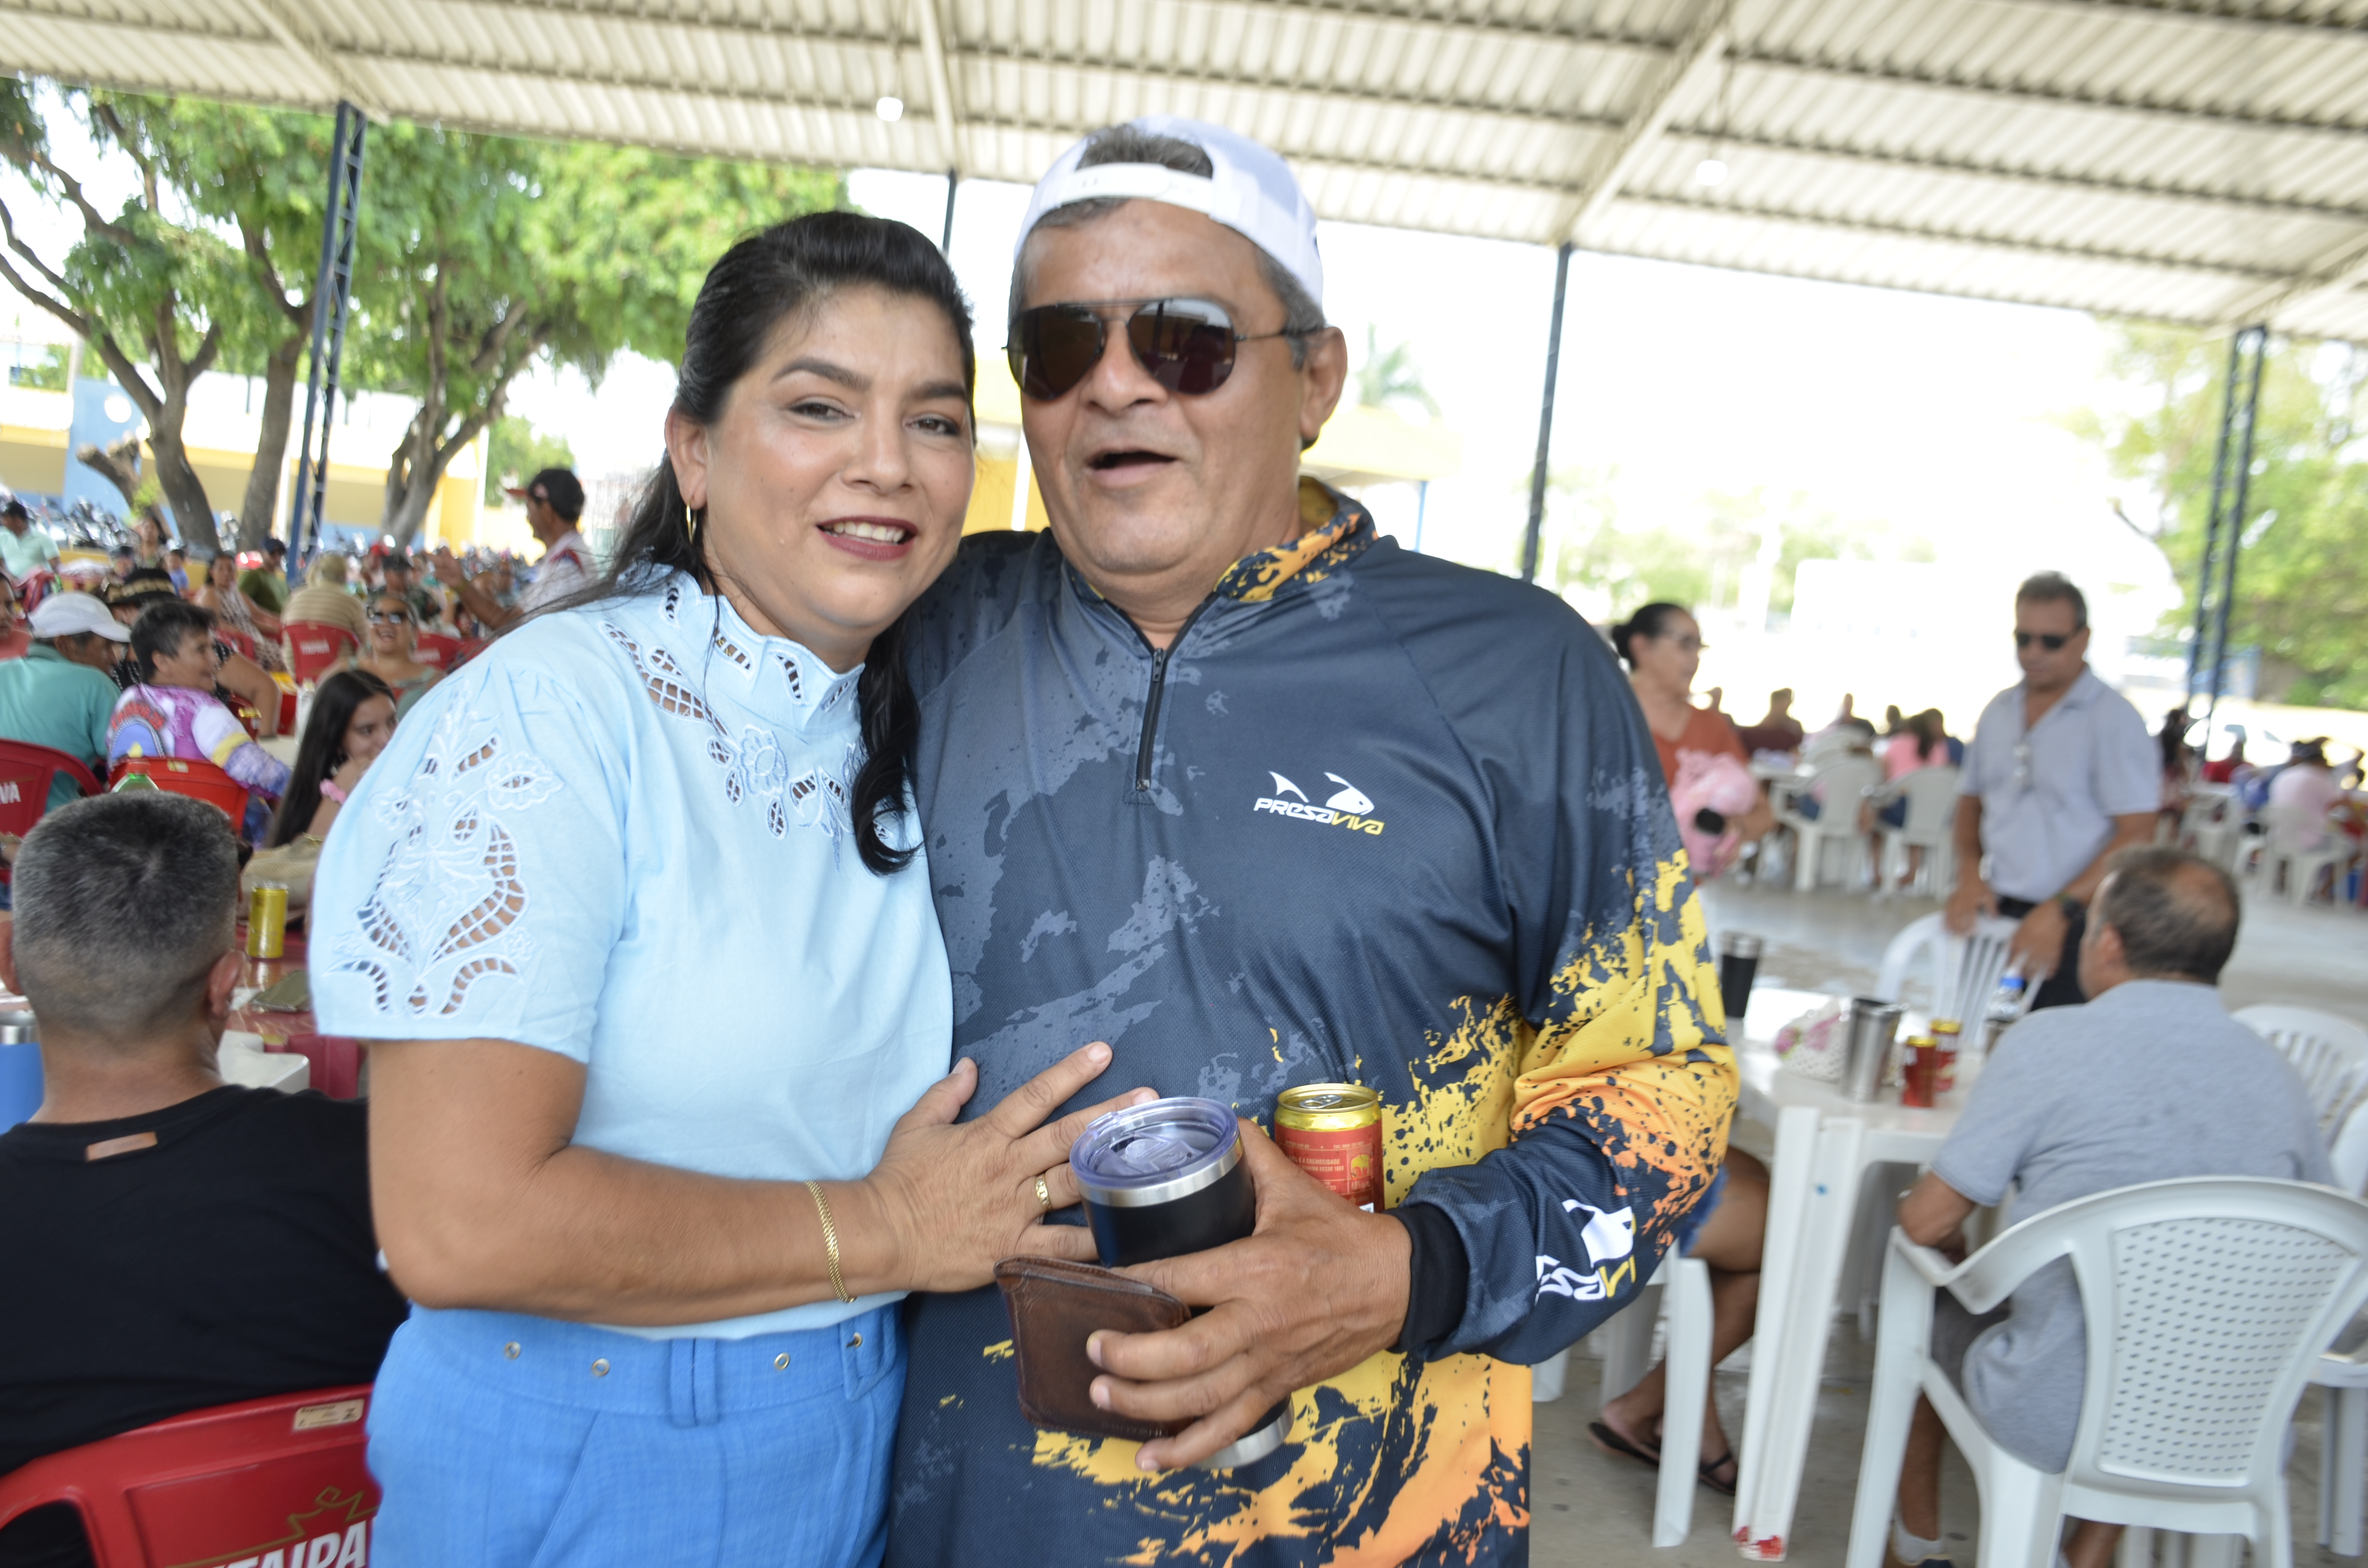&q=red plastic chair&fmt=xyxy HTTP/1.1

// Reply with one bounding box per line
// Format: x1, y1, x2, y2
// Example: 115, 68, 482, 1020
214, 628, 259, 665
108, 756, 252, 823
281, 624, 357, 685
264, 1035, 362, 1100
0, 740, 101, 837
0, 1385, 378, 1568
410, 632, 463, 671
